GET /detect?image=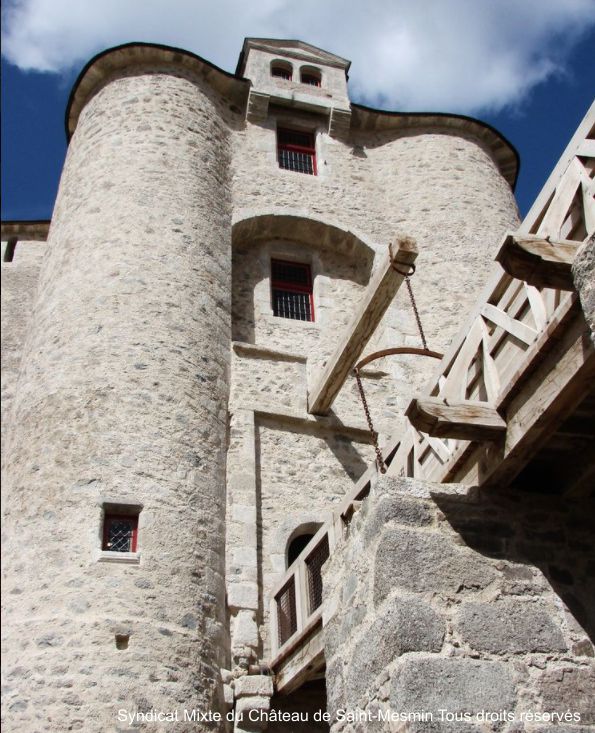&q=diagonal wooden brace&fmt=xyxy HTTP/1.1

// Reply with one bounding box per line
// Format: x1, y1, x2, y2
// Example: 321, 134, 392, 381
307, 236, 418, 415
